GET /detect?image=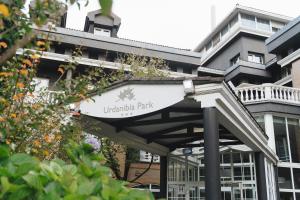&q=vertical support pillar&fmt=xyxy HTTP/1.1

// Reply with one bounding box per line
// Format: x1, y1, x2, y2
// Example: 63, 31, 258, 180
159, 156, 167, 199
264, 114, 276, 153
203, 107, 221, 200
255, 152, 268, 200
